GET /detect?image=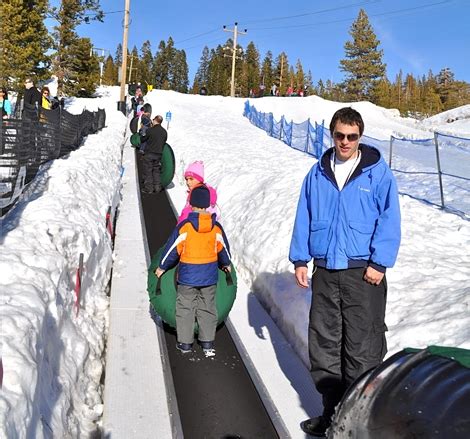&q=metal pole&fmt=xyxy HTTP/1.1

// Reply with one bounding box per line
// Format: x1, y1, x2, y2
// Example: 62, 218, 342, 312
119, 0, 130, 112
433, 132, 445, 208
389, 136, 394, 169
